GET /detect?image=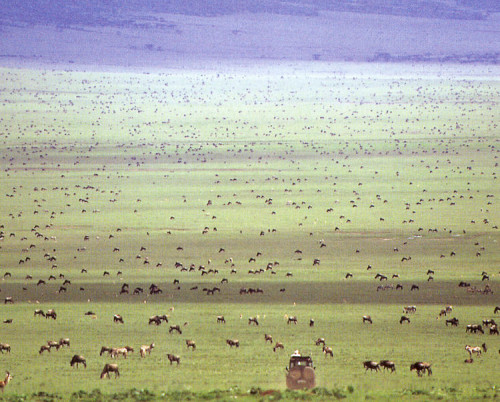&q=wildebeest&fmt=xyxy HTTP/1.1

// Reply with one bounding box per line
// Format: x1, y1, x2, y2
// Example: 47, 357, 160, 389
362, 315, 372, 324
47, 340, 60, 350
287, 316, 297, 325
0, 343, 10, 354
217, 315, 226, 324
39, 345, 51, 354
323, 346, 333, 357
248, 317, 259, 326
167, 353, 180, 365
113, 314, 124, 324
169, 325, 182, 334
45, 309, 57, 320
70, 355, 86, 368
34, 309, 45, 317
446, 317, 459, 327
140, 343, 154, 357
59, 338, 70, 348
465, 345, 481, 357
363, 361, 380, 372
400, 316, 410, 324
226, 339, 239, 348
4, 297, 13, 304
489, 325, 498, 335
466, 324, 484, 334
379, 360, 396, 373
410, 362, 432, 376
264, 334, 273, 343
100, 363, 119, 379
100, 346, 112, 356
186, 340, 196, 350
